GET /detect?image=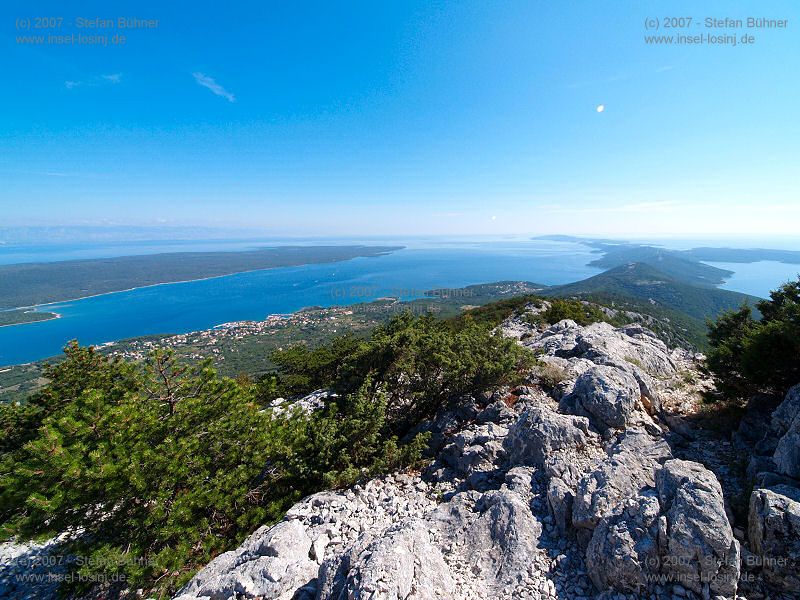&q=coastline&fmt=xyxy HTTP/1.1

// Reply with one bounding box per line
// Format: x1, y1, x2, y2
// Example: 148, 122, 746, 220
16, 269, 293, 311
0, 310, 61, 329
0, 281, 542, 371
5, 246, 404, 314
